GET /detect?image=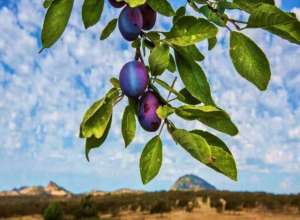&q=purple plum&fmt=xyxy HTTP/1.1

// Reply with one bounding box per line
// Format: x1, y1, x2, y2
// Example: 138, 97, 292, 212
138, 91, 162, 132
119, 61, 149, 97
108, 0, 125, 8
139, 4, 157, 30
118, 7, 143, 41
